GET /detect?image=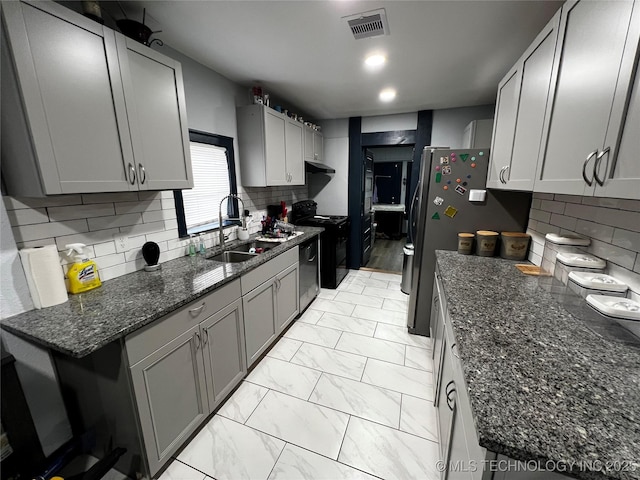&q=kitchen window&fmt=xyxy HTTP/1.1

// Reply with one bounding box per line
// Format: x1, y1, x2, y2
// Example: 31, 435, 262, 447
174, 130, 239, 237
